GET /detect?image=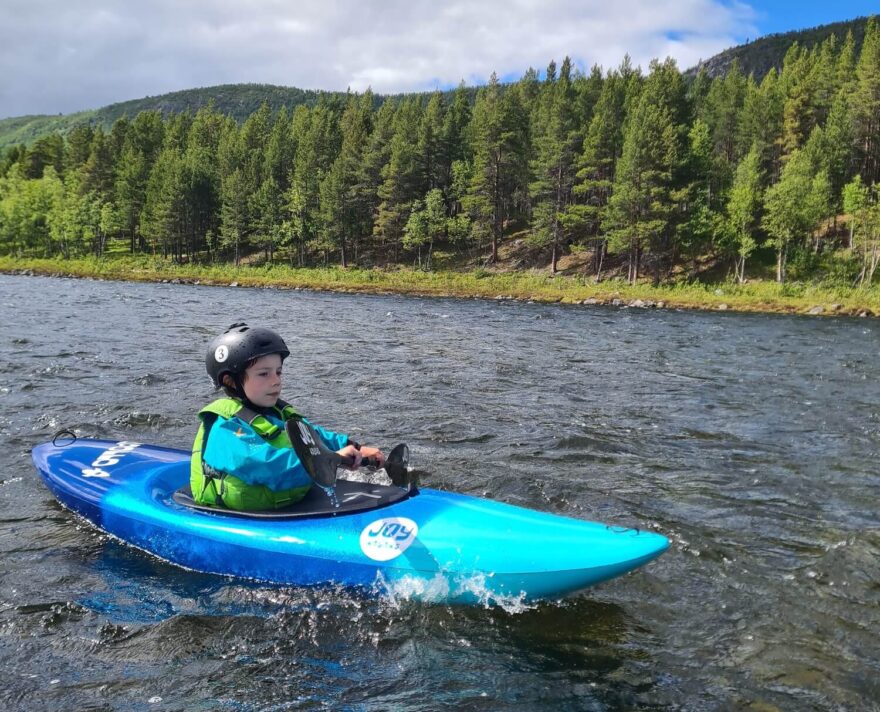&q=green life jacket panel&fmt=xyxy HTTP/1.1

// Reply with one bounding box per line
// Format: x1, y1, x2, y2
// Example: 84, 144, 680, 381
190, 397, 311, 511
